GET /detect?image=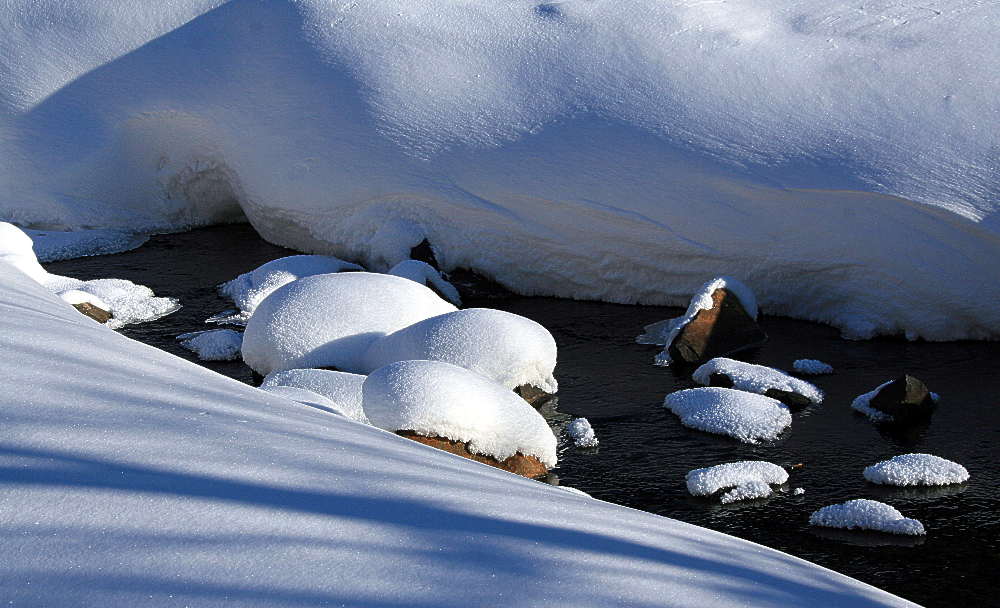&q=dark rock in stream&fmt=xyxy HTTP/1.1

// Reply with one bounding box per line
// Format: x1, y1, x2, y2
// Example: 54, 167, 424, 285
869, 374, 937, 423
515, 383, 556, 407
669, 288, 767, 364
409, 239, 439, 269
